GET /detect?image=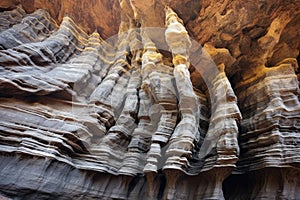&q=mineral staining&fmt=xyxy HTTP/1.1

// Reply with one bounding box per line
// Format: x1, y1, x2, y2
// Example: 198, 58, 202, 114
0, 1, 299, 199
